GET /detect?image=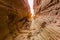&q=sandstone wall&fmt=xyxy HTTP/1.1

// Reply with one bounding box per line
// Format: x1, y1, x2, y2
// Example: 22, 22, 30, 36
32, 0, 60, 40
0, 0, 31, 40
